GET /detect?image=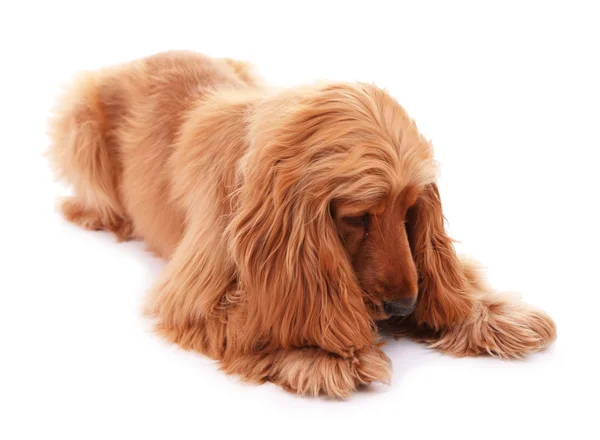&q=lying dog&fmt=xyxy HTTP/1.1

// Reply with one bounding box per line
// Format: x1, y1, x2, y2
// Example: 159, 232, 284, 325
48, 51, 556, 397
